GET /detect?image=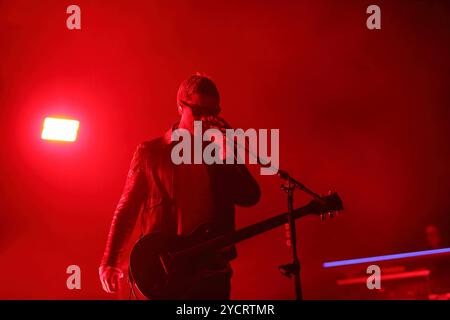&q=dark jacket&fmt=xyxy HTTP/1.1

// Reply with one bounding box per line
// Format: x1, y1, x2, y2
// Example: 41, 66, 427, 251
101, 124, 261, 268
